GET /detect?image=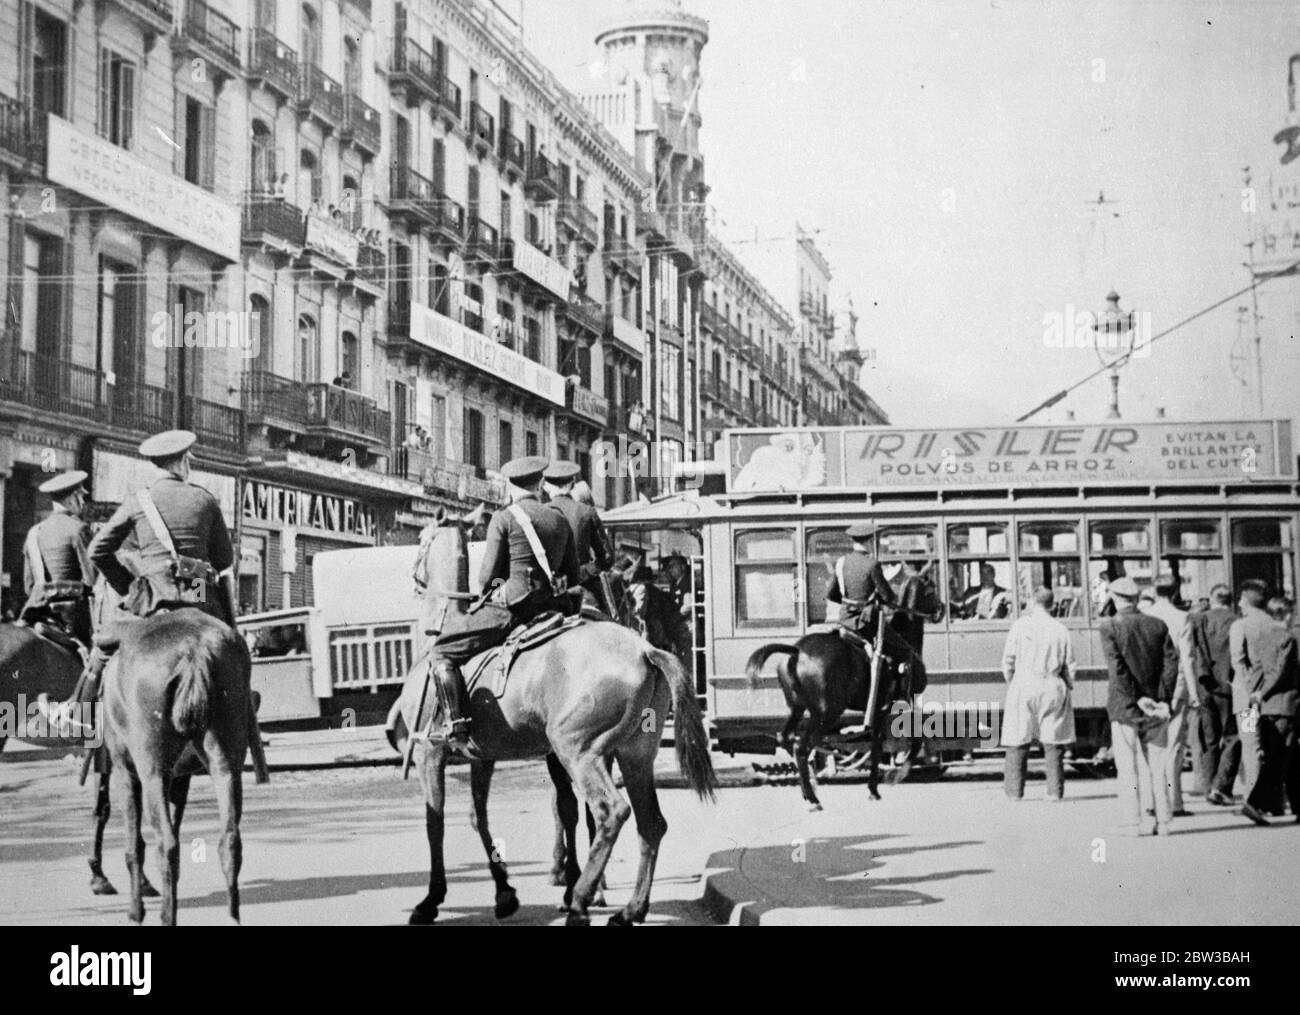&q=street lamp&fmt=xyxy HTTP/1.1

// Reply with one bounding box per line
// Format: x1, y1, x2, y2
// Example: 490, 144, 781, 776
1092, 289, 1134, 420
